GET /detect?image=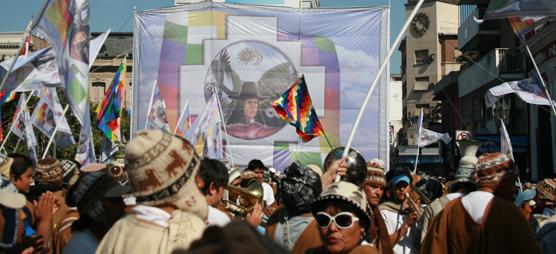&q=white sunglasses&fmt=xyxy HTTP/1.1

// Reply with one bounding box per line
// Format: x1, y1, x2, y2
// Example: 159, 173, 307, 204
315, 211, 360, 229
